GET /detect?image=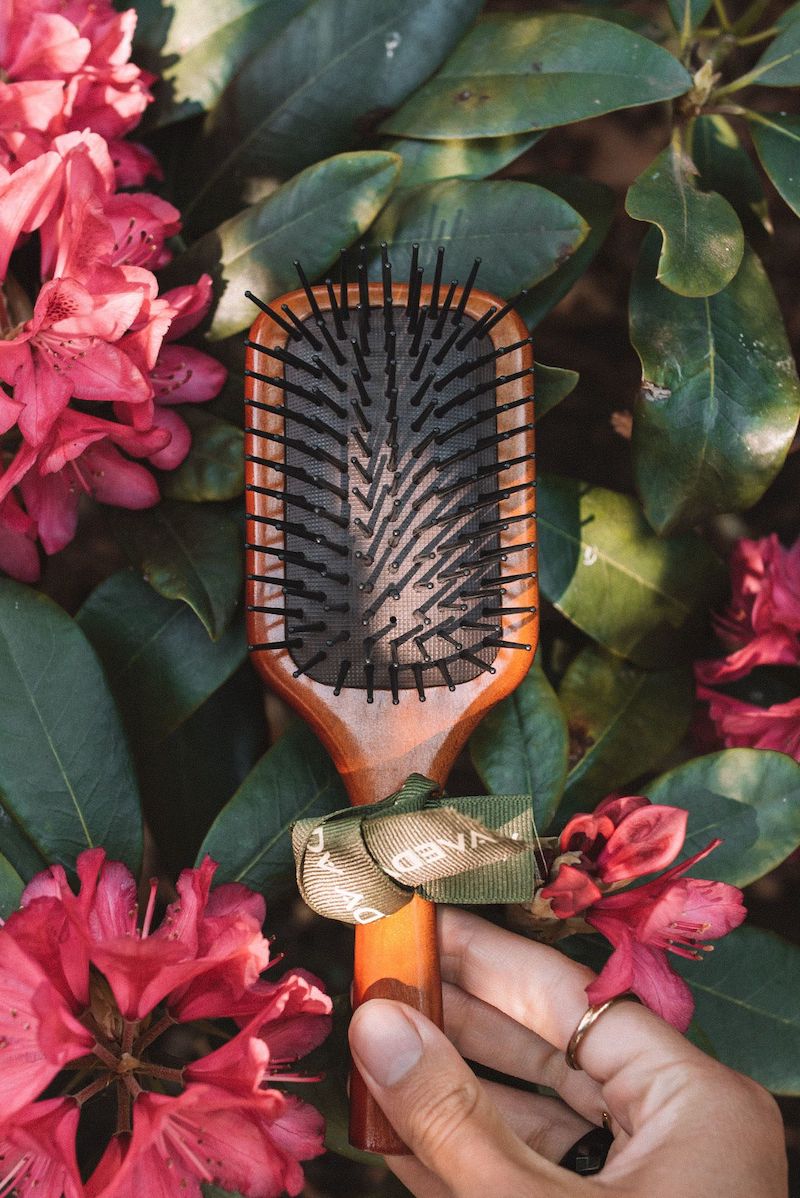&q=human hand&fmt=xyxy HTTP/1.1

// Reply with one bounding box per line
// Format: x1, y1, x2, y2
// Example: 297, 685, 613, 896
348, 908, 787, 1198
